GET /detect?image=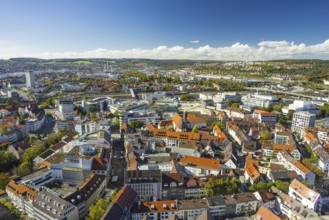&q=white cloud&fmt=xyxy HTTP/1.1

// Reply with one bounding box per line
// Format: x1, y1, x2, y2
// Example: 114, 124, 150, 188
190, 40, 200, 44
1, 39, 329, 60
